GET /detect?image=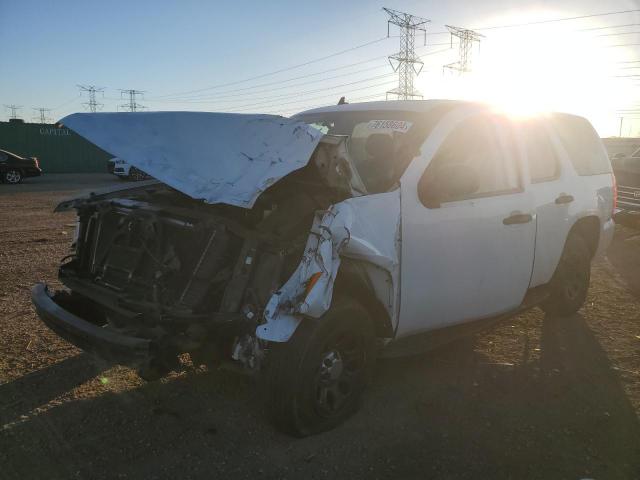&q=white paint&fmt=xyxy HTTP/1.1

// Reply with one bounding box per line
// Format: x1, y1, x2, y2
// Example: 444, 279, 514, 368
396, 108, 537, 337
61, 112, 324, 208
257, 190, 401, 342
257, 204, 354, 342
60, 101, 615, 348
